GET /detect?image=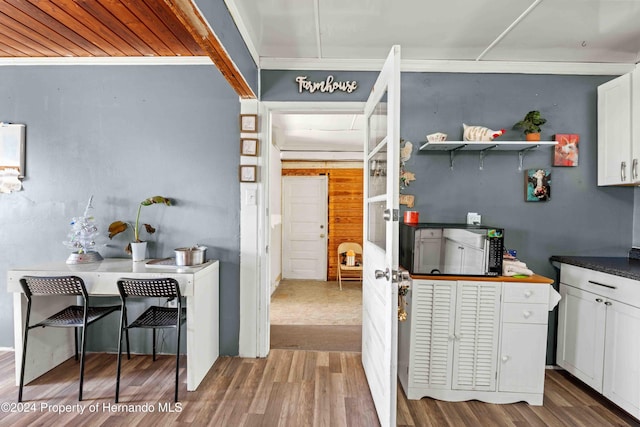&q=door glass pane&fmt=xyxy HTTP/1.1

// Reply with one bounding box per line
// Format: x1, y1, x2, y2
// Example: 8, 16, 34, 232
367, 92, 387, 152
368, 147, 387, 198
368, 200, 386, 249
